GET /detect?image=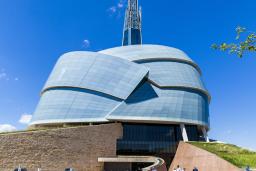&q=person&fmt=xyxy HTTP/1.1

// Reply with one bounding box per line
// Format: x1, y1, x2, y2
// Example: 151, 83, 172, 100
193, 167, 199, 171
176, 165, 182, 171
173, 168, 176, 171
245, 165, 251, 171
151, 167, 157, 171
